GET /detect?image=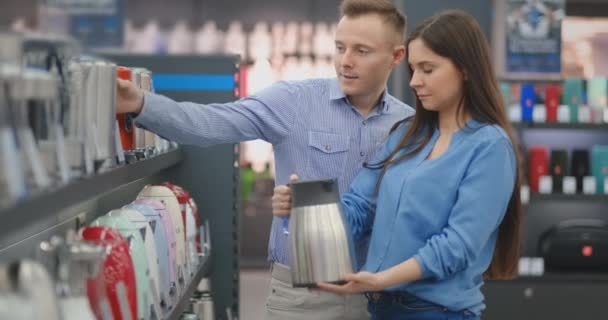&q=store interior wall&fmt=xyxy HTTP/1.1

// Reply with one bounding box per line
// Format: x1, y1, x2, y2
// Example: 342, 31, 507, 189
3, 0, 608, 270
